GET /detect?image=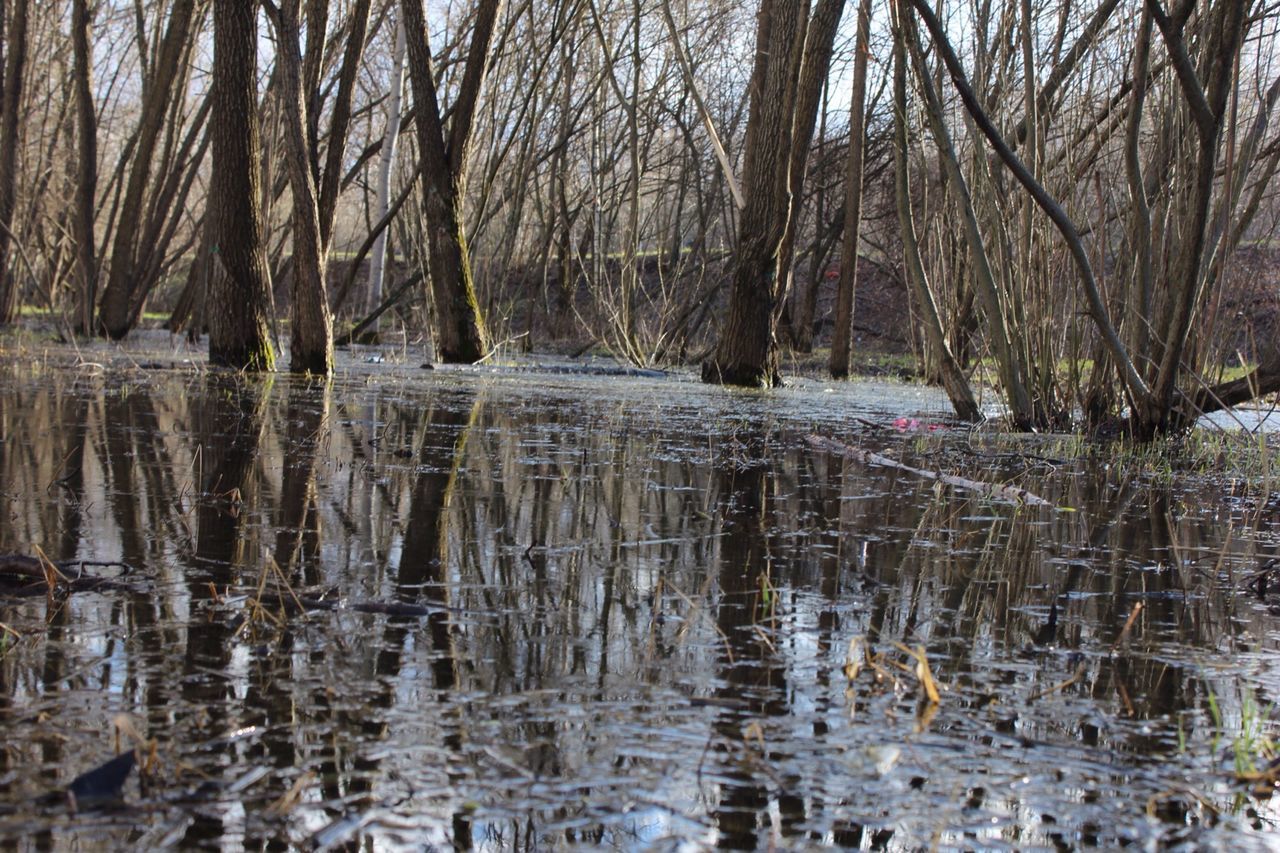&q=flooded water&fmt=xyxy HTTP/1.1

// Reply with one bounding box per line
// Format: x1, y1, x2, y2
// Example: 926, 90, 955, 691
2, 339, 1280, 849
